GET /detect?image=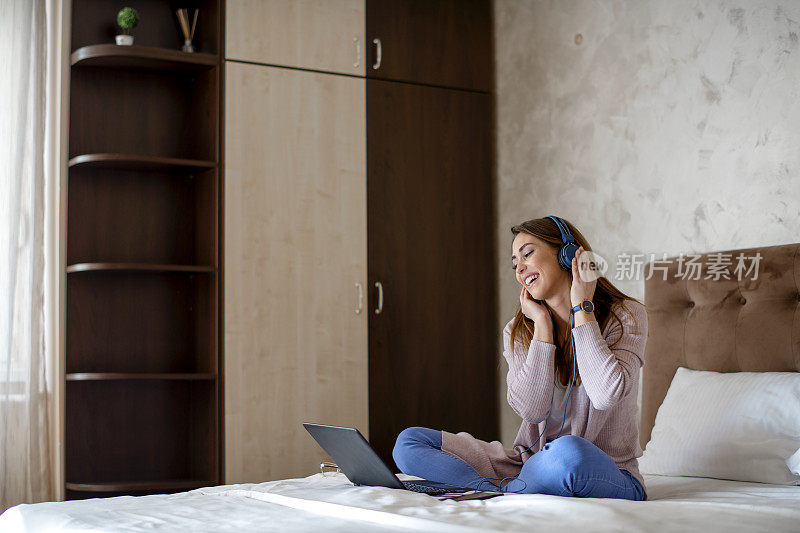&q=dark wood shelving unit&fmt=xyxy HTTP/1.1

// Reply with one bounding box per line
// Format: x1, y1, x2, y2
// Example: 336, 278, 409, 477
65, 0, 223, 501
